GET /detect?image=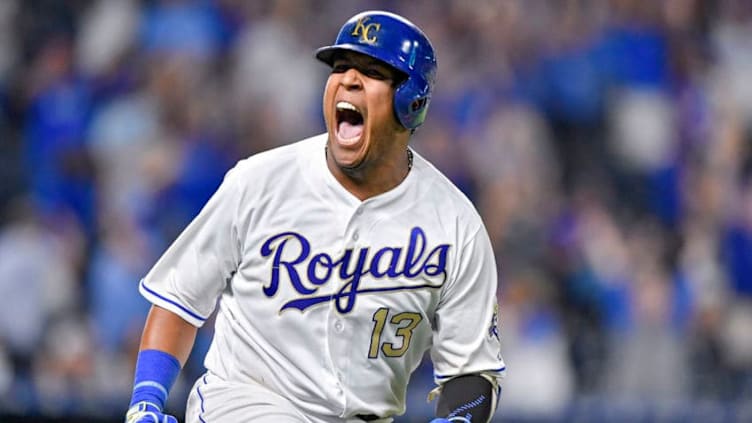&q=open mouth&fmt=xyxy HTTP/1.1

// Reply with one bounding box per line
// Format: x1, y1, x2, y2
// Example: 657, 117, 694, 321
336, 101, 364, 144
